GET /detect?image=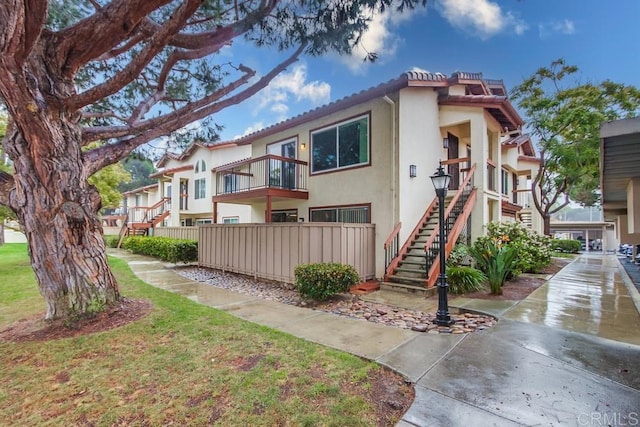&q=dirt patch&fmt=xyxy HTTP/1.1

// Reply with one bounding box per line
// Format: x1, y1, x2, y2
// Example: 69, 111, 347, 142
457, 257, 573, 301
366, 367, 414, 427
0, 298, 152, 342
